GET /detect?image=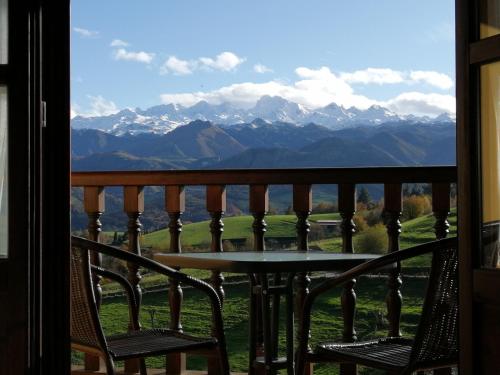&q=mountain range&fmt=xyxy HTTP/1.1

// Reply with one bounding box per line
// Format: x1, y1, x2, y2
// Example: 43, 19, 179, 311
72, 118, 456, 171
71, 96, 455, 136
